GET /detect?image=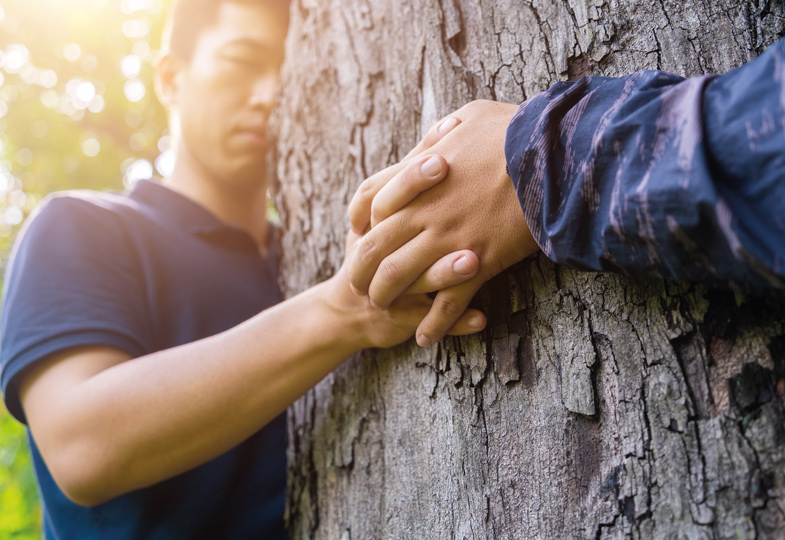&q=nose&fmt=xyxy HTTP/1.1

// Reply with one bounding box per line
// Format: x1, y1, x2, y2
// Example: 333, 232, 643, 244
250, 72, 279, 110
